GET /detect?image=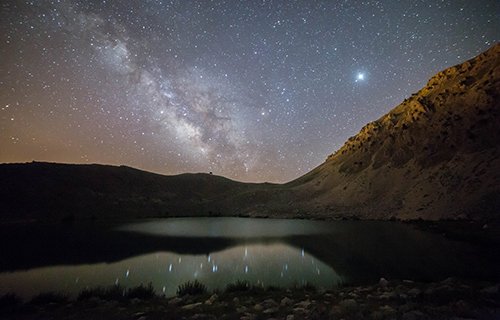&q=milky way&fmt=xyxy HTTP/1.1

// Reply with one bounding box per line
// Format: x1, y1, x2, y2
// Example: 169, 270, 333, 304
1, 1, 498, 182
